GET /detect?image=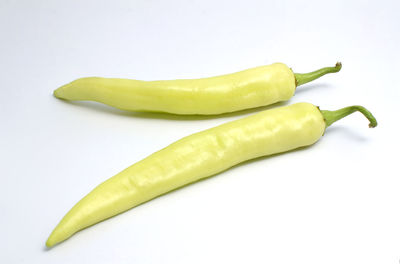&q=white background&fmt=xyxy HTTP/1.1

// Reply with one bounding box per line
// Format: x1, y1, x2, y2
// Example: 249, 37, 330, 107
1, 0, 399, 263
